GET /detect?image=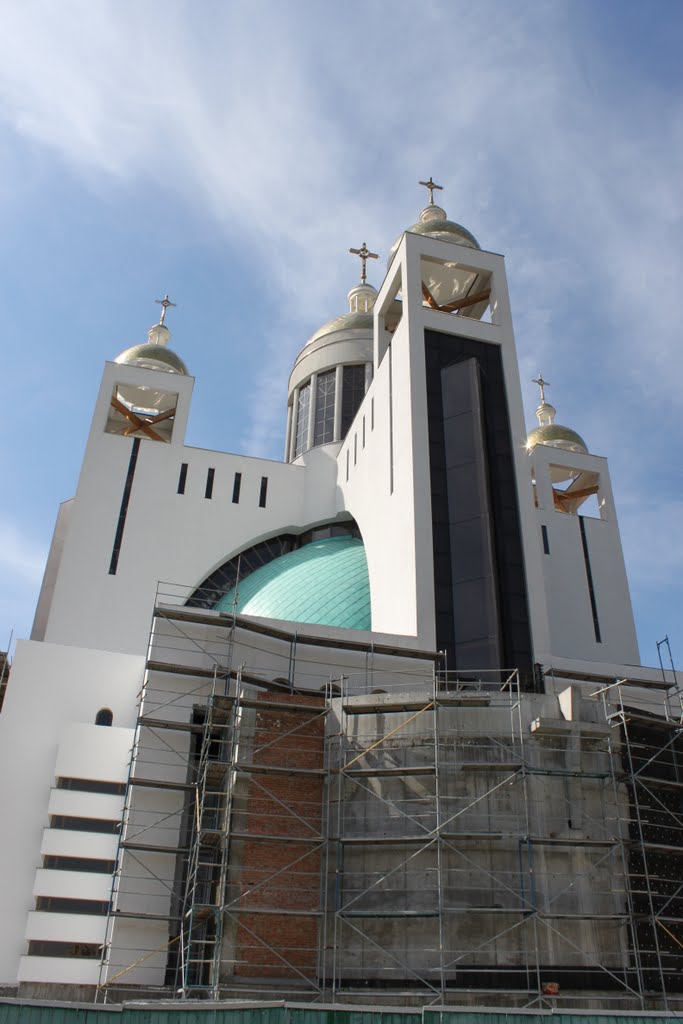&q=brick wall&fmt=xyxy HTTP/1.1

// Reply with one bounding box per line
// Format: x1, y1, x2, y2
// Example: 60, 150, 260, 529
233, 693, 325, 979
